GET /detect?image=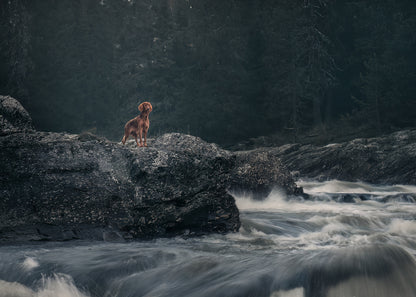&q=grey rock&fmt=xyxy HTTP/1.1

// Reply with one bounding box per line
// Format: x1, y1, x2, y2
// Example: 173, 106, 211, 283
0, 95, 34, 134
0, 130, 240, 242
269, 130, 416, 185
0, 96, 300, 243
229, 149, 303, 199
